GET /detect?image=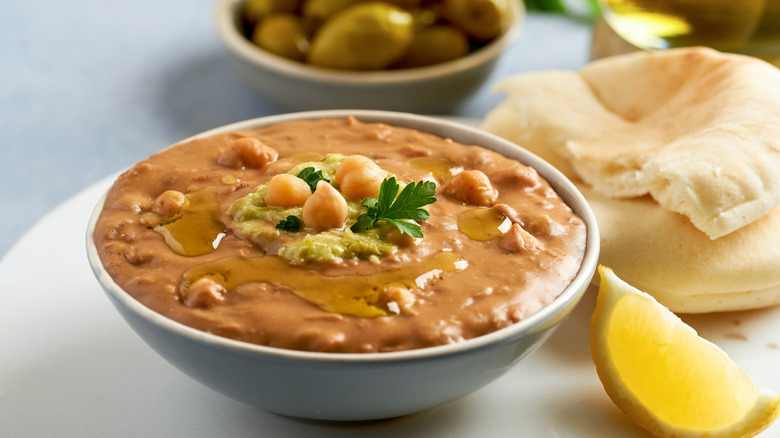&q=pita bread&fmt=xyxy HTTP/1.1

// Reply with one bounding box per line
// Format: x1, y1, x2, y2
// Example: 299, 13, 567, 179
483, 47, 780, 239
579, 184, 780, 313
481, 48, 780, 312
